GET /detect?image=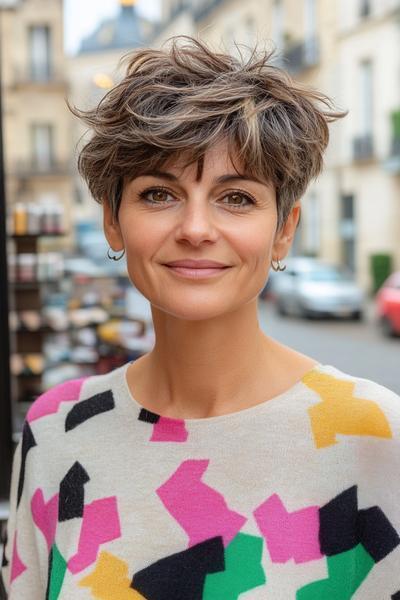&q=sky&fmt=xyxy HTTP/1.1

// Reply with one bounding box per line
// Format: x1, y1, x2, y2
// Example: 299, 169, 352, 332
64, 0, 161, 55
